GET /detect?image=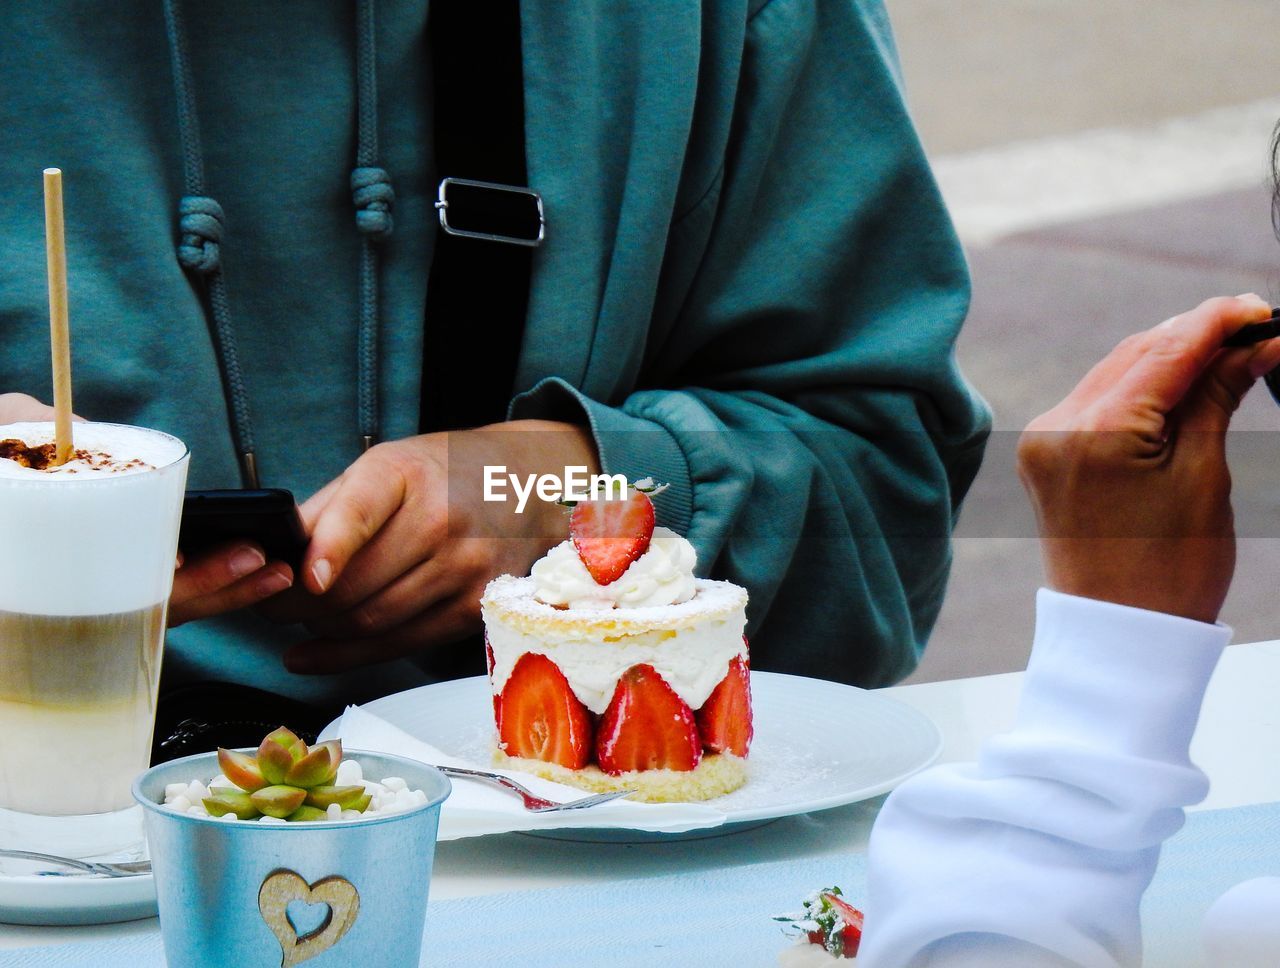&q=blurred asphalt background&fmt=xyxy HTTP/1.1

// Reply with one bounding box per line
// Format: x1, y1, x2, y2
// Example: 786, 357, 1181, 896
888, 0, 1280, 682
